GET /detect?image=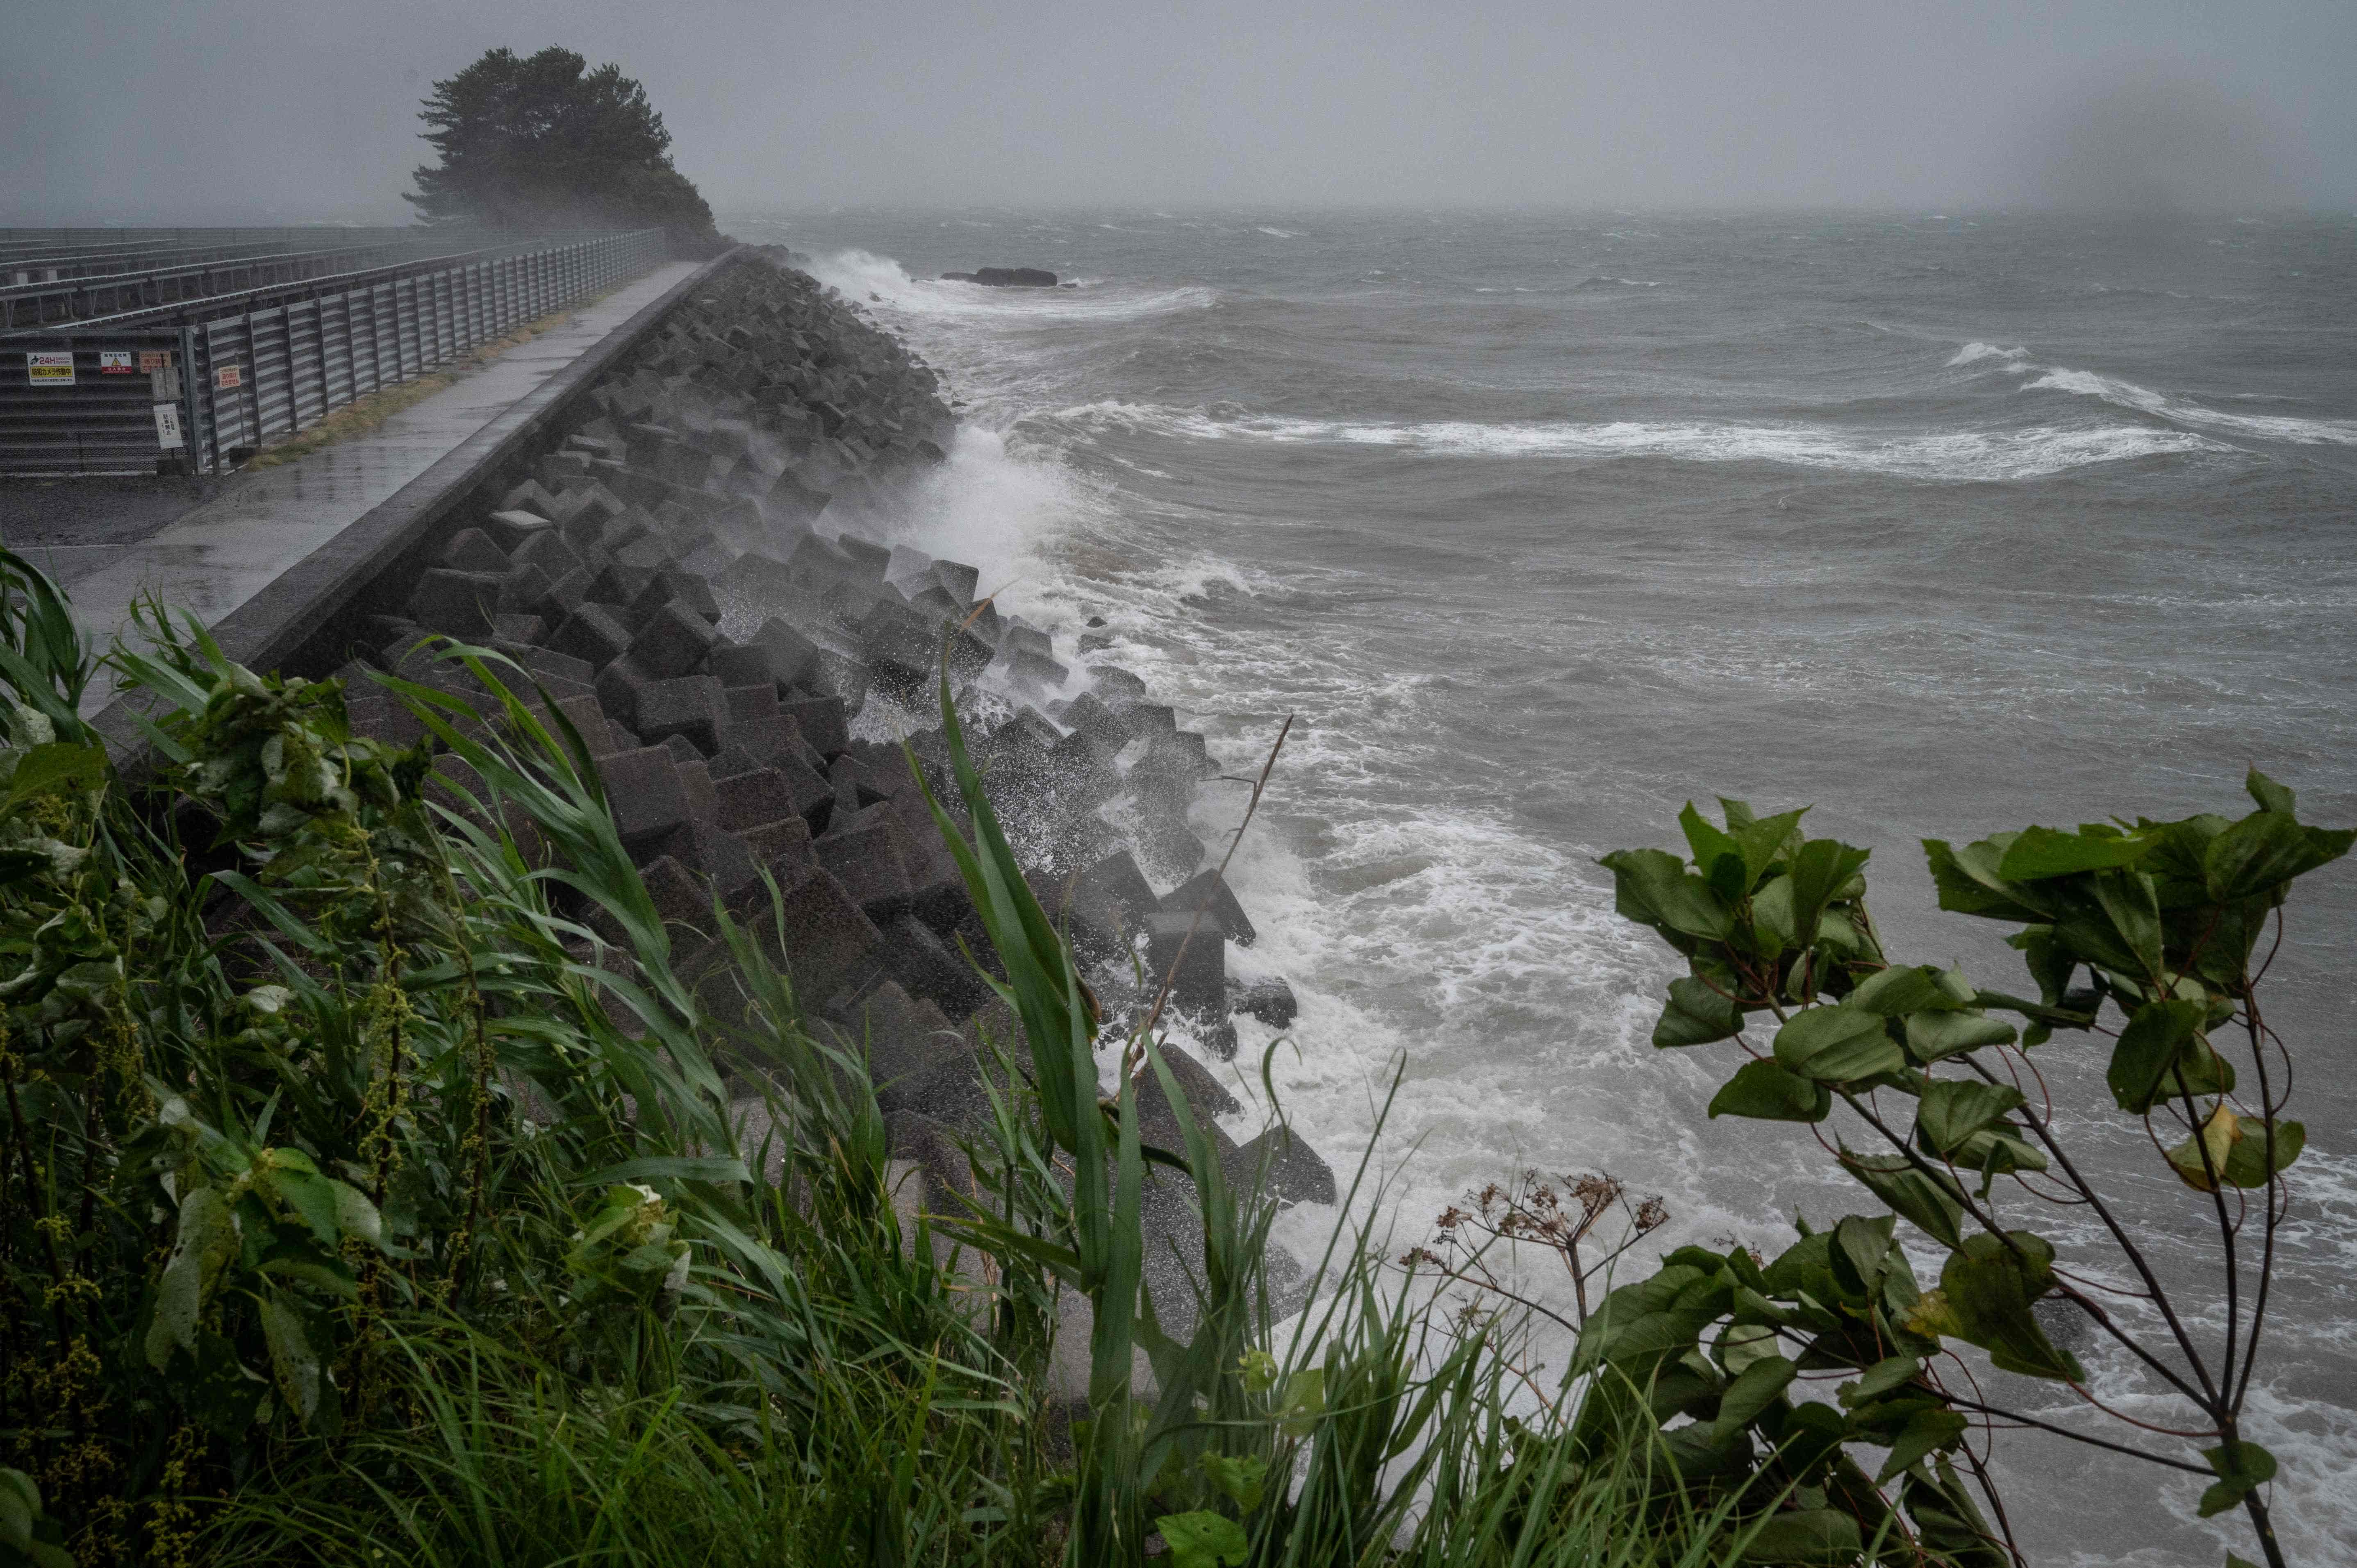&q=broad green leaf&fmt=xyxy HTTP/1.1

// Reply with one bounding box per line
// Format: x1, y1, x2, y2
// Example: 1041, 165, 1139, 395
1733, 806, 1809, 888
1598, 847, 1734, 942
1996, 825, 2150, 881
264, 1161, 341, 1247
1838, 1355, 1923, 1408
2106, 1000, 2207, 1115
2205, 811, 2355, 902
2244, 768, 2294, 816
1877, 1407, 1968, 1482
1924, 838, 2045, 921
1708, 1354, 1796, 1446
146, 1186, 239, 1369
0, 1470, 32, 1551
1938, 1233, 2082, 1382
1774, 1005, 1904, 1084
1906, 1010, 2016, 1061
1838, 1149, 1966, 1252
2091, 870, 2165, 978
1735, 1509, 1863, 1565
2220, 1120, 2304, 1188
1654, 975, 1743, 1048
1783, 838, 1871, 952
1709, 1060, 1831, 1123
1717, 1322, 1785, 1375
1, 741, 105, 809
330, 1182, 384, 1248
2197, 1441, 2277, 1519
258, 1291, 321, 1426
1916, 1081, 2027, 1157
1199, 1452, 1267, 1514
1849, 964, 1956, 1018
2008, 925, 2076, 1005
1680, 801, 1747, 899
1833, 1213, 1900, 1294
1157, 1511, 1248, 1568
1749, 874, 1796, 958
